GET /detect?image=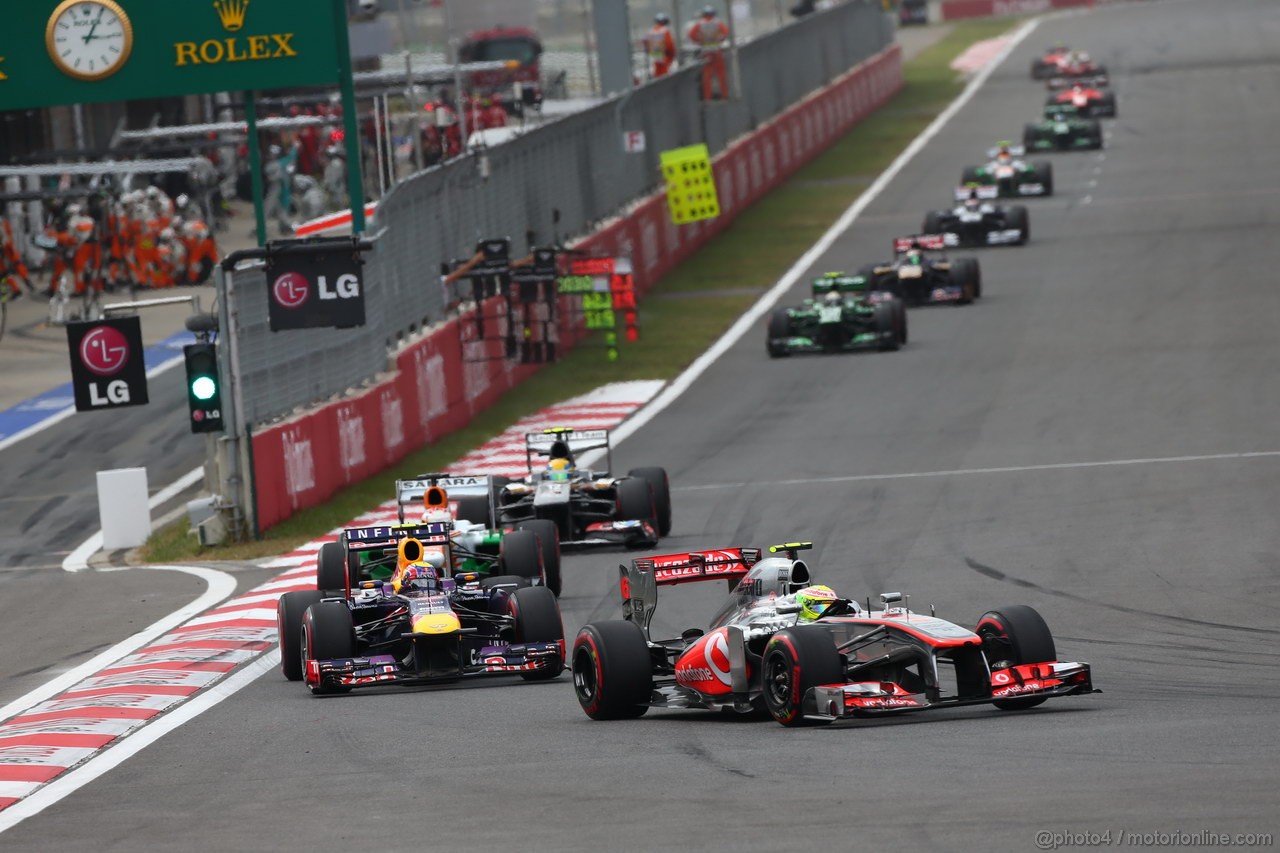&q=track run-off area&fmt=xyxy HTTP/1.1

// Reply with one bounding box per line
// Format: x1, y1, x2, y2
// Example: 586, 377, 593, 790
3, 1, 1280, 850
